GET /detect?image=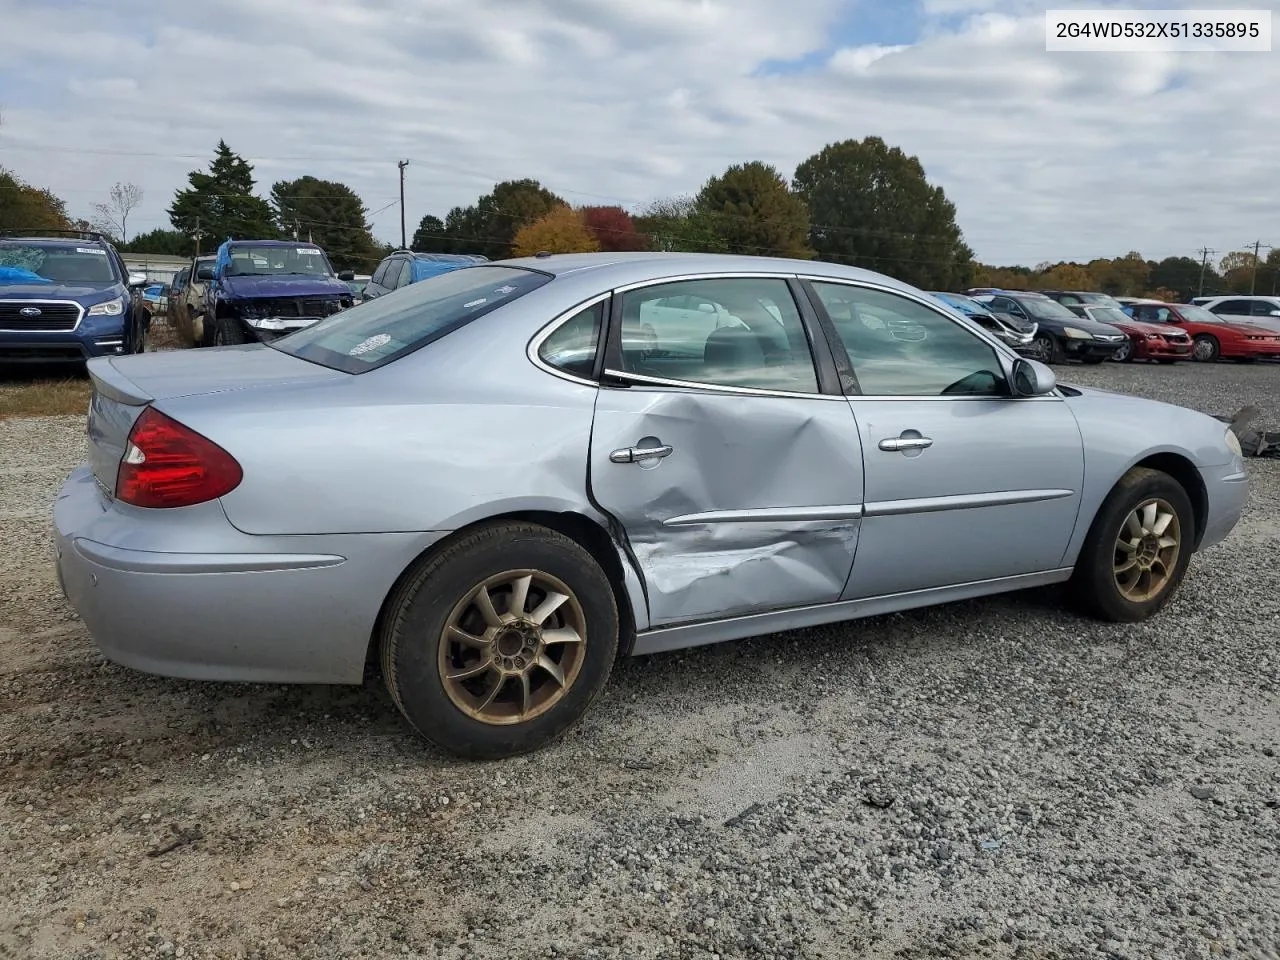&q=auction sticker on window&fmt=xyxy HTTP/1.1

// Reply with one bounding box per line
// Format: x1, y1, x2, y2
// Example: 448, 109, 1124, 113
1046, 9, 1271, 50
297, 248, 322, 255
77, 247, 108, 255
